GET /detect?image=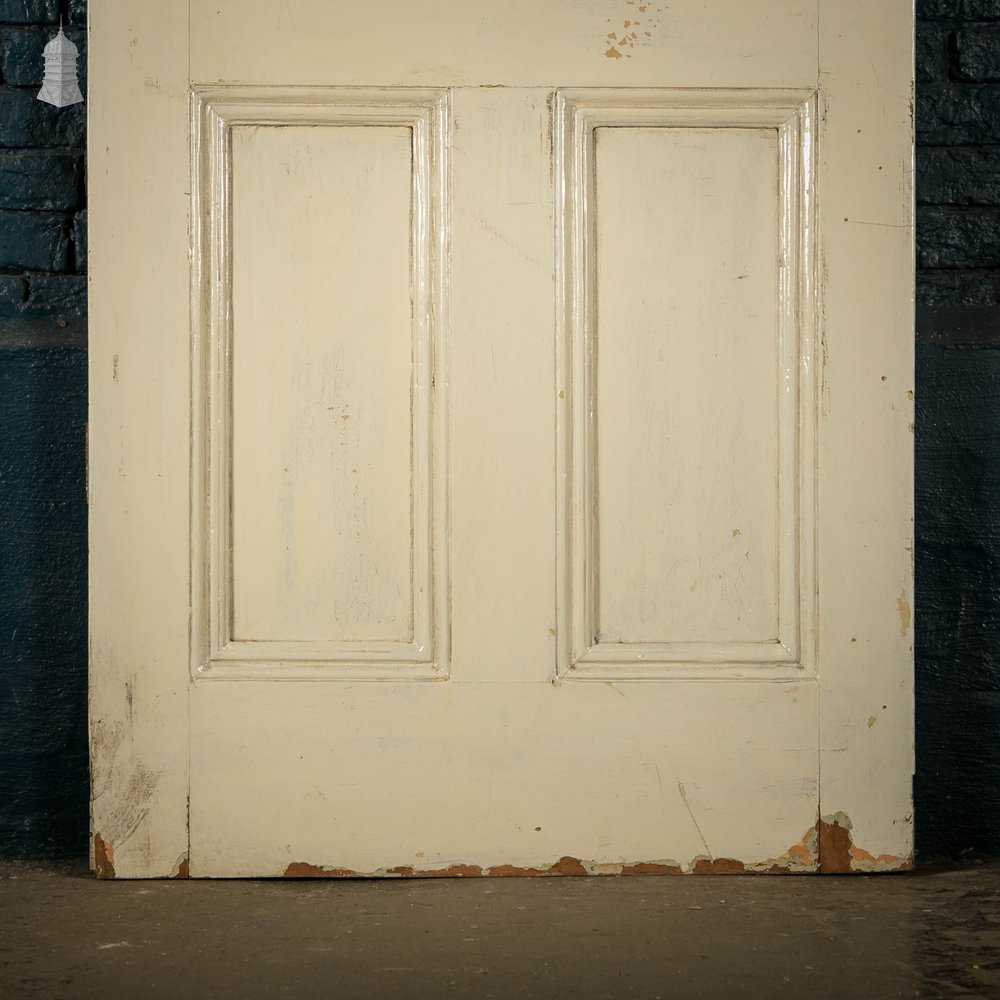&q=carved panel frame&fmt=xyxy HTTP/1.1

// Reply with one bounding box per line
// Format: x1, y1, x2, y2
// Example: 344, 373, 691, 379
190, 87, 450, 681
554, 89, 818, 681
